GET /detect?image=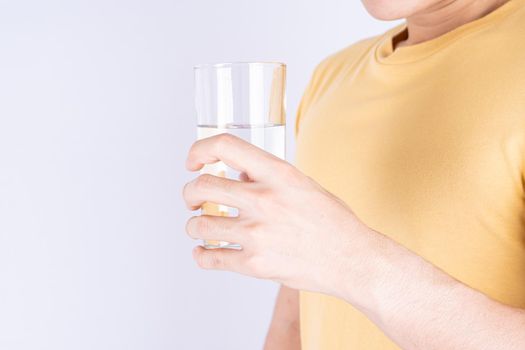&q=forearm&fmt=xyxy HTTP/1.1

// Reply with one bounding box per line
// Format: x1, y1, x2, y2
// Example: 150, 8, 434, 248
264, 285, 301, 350
338, 223, 525, 350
